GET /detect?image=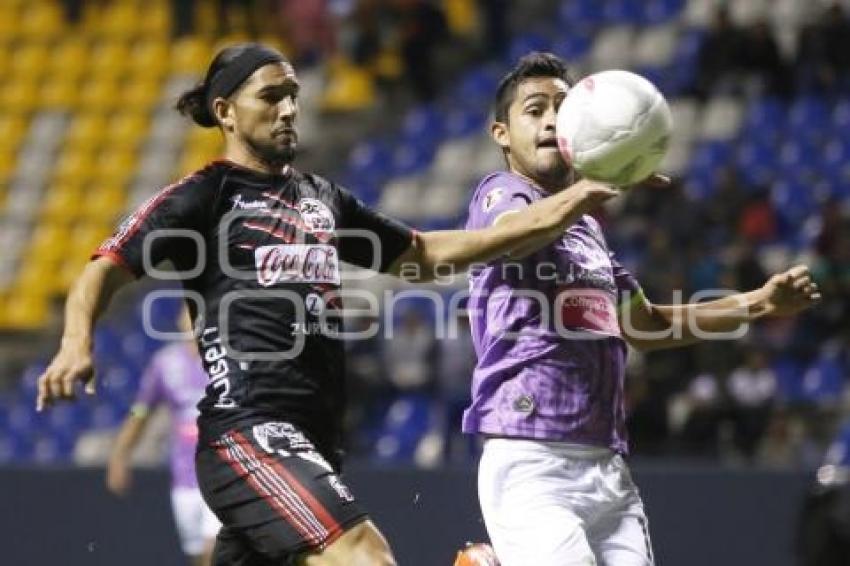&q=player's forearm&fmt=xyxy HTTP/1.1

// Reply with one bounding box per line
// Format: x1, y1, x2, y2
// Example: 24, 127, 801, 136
626, 289, 770, 351
109, 415, 147, 463
403, 188, 589, 280
61, 258, 134, 350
